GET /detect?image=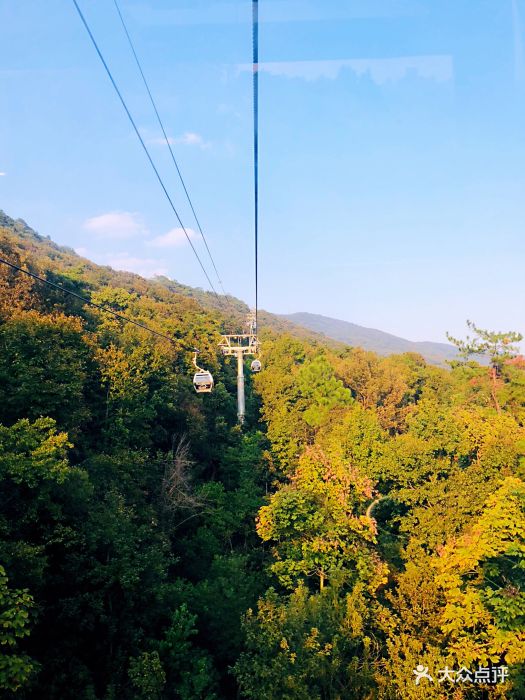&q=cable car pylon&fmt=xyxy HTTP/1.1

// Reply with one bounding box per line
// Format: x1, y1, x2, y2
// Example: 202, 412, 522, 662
219, 313, 259, 424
